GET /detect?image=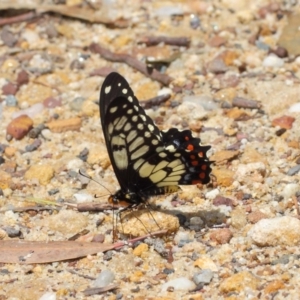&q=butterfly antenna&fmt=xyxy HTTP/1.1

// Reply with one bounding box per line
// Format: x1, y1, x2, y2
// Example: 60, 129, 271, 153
78, 169, 112, 196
